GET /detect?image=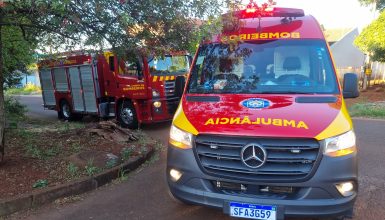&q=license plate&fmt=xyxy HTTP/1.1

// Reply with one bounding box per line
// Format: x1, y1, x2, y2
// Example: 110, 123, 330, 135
229, 202, 277, 220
